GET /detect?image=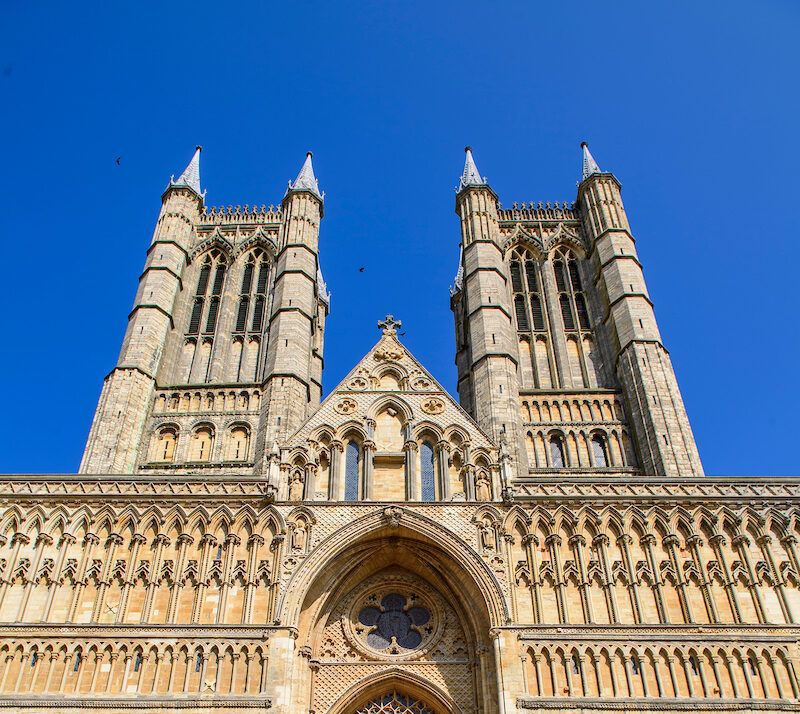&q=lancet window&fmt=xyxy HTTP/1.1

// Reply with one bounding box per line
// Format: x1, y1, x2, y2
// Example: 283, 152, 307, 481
509, 248, 555, 388
591, 432, 609, 467
420, 441, 436, 501
187, 249, 227, 337
553, 250, 591, 333
344, 440, 360, 500
234, 250, 271, 335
